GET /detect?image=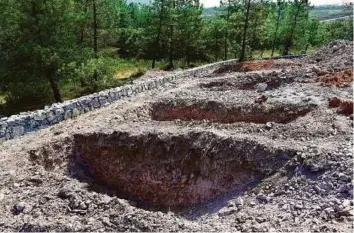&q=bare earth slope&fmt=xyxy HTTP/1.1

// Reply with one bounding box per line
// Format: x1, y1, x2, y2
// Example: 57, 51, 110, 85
0, 41, 353, 232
